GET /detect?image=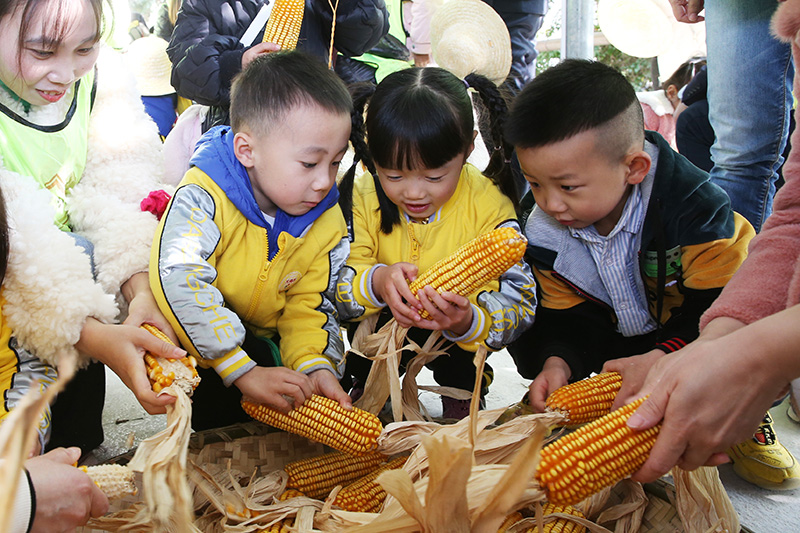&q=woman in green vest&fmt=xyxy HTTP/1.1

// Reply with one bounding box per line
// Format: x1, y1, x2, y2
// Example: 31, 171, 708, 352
0, 0, 183, 457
